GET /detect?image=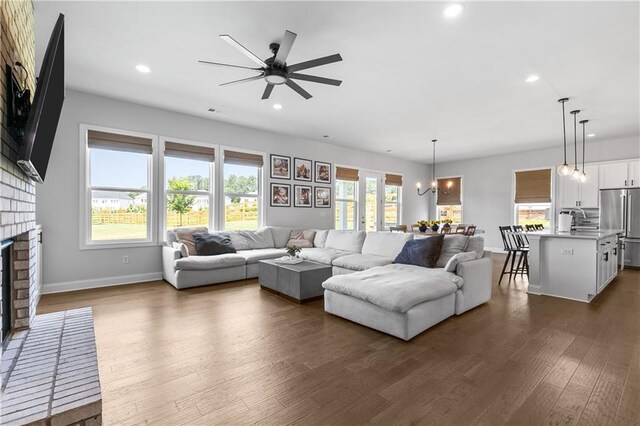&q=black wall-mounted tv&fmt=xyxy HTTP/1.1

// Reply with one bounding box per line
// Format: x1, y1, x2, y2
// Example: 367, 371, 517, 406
17, 14, 65, 183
